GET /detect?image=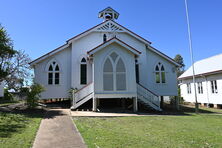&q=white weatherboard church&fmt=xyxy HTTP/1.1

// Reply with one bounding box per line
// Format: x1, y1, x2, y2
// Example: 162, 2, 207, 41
179, 54, 222, 108
30, 7, 179, 112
